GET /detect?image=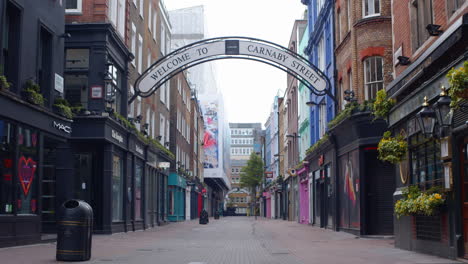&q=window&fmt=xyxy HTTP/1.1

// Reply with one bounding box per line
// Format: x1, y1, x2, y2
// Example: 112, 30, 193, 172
348, 71, 353, 92
364, 56, 383, 100
135, 161, 143, 220
151, 111, 155, 138
337, 11, 342, 43
317, 0, 324, 12
65, 49, 89, 109
0, 120, 14, 214
410, 132, 443, 187
161, 27, 166, 55
166, 119, 170, 148
160, 82, 166, 104
106, 63, 122, 114
129, 85, 135, 117
148, 5, 152, 32
109, 0, 126, 37
347, 0, 352, 31
131, 24, 136, 66
177, 78, 181, 94
160, 115, 165, 144
318, 37, 325, 71
340, 81, 346, 110
411, 0, 433, 51
319, 102, 327, 138
152, 8, 158, 40
65, 0, 82, 14
2, 2, 21, 91
137, 35, 143, 73
112, 155, 124, 221
363, 0, 380, 17
147, 53, 152, 69
136, 97, 141, 131
448, 0, 464, 16
139, 0, 144, 18
166, 82, 170, 110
